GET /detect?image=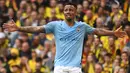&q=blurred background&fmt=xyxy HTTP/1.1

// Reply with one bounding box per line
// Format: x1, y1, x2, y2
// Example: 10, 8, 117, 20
0, 0, 130, 73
